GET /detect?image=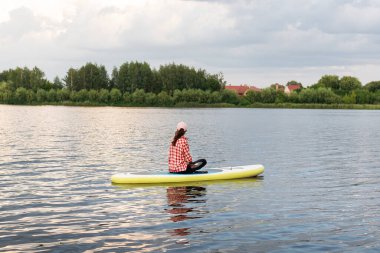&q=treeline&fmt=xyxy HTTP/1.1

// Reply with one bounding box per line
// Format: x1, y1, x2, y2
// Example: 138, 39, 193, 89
246, 75, 380, 105
0, 62, 225, 94
0, 62, 228, 106
0, 67, 62, 91
1, 64, 380, 107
